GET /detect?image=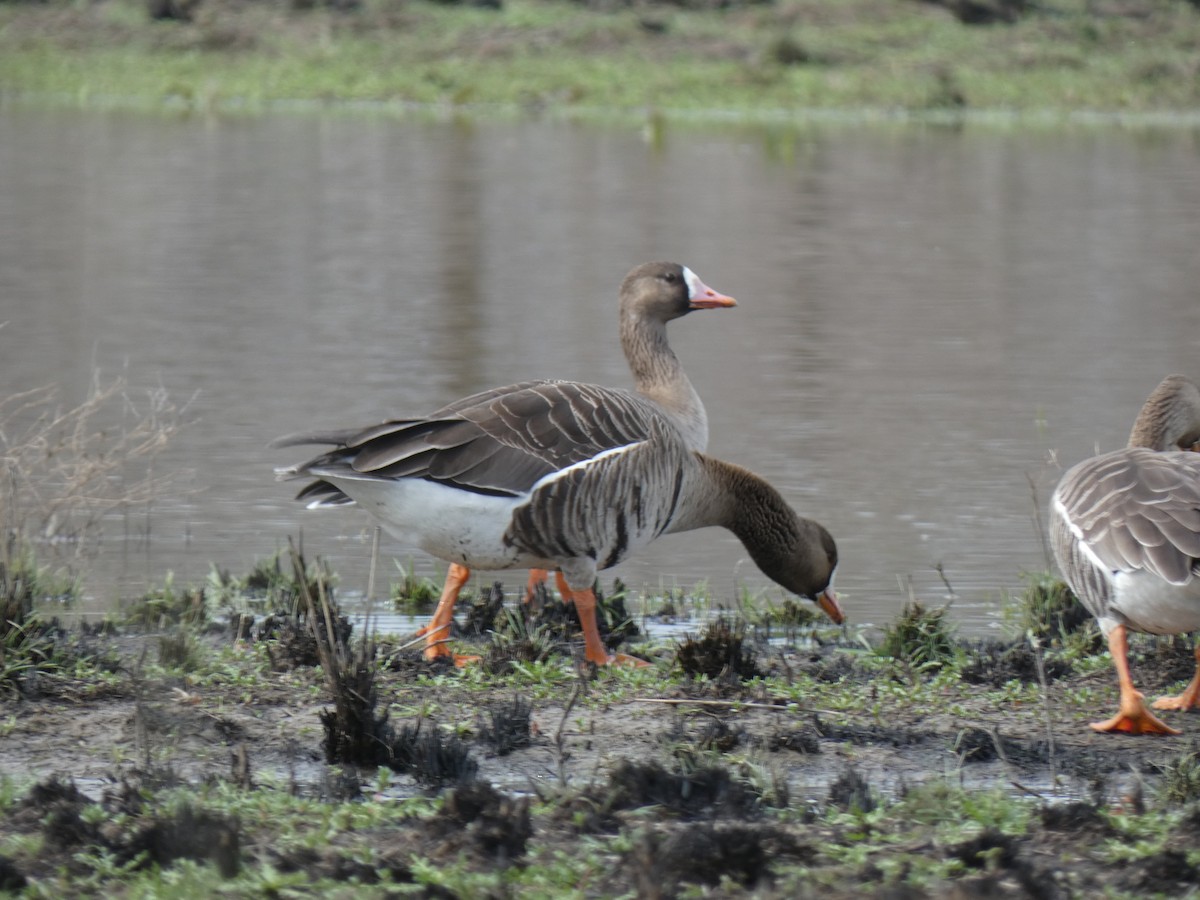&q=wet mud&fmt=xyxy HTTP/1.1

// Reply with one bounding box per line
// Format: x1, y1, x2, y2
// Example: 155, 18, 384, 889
5, 595, 1200, 897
